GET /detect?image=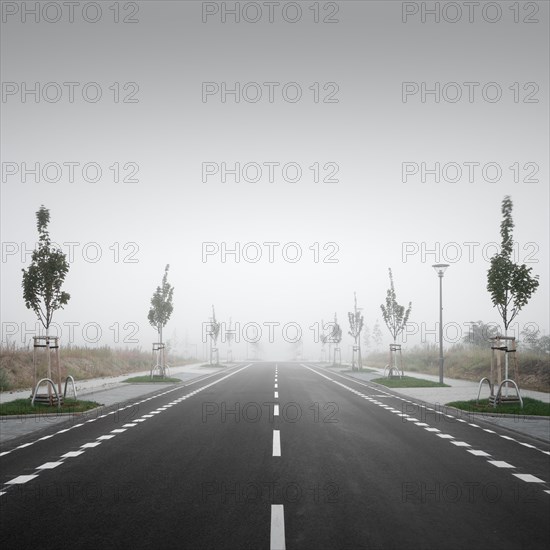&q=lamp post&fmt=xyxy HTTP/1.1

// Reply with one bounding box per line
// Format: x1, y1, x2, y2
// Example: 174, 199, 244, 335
432, 264, 449, 384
